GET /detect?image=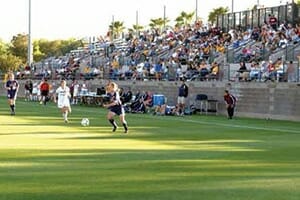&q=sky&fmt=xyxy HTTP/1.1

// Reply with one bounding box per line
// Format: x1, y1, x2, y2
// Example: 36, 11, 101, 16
0, 0, 290, 42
